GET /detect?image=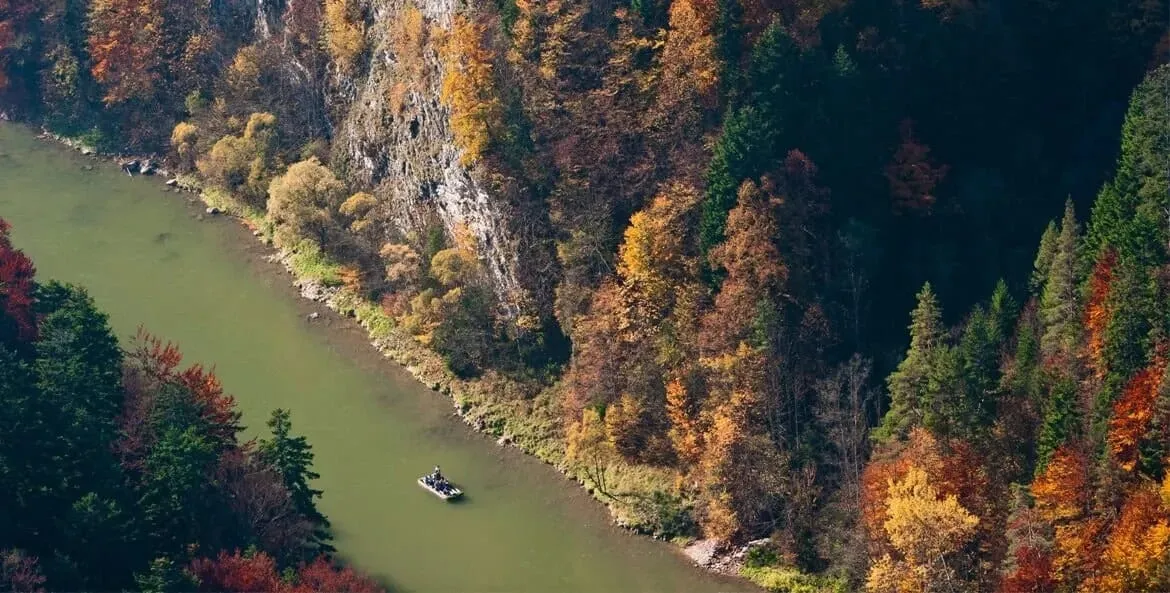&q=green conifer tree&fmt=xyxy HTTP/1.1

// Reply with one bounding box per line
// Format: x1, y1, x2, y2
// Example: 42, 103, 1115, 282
874, 282, 944, 442
1039, 200, 1083, 366
259, 408, 334, 560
